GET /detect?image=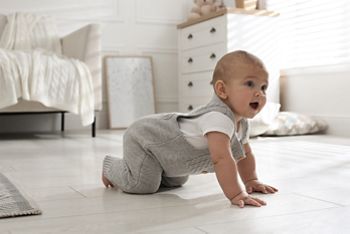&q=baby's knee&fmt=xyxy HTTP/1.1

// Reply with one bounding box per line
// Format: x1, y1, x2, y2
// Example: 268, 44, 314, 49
123, 184, 159, 194
161, 176, 189, 187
